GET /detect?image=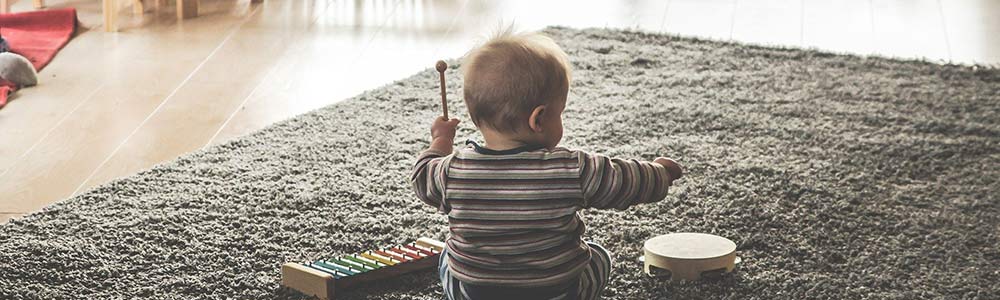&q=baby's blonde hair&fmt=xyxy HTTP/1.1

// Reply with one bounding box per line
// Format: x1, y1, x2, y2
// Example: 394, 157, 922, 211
461, 26, 572, 133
